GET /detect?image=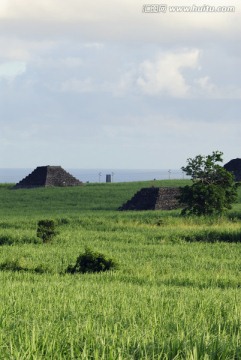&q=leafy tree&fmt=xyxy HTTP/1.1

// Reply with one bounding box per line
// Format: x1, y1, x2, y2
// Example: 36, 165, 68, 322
179, 151, 238, 216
